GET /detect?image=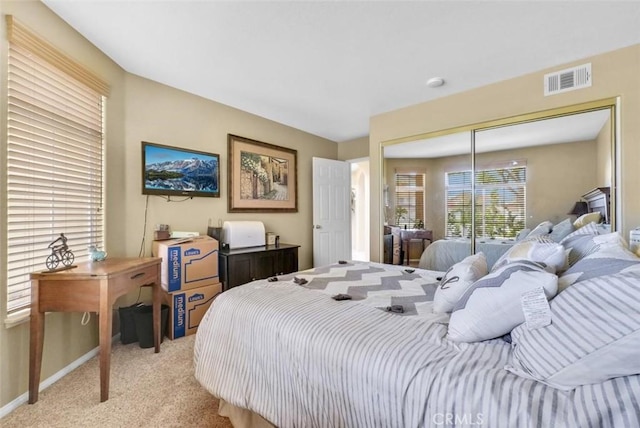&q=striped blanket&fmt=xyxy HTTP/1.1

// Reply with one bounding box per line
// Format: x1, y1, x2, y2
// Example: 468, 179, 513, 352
194, 261, 640, 428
